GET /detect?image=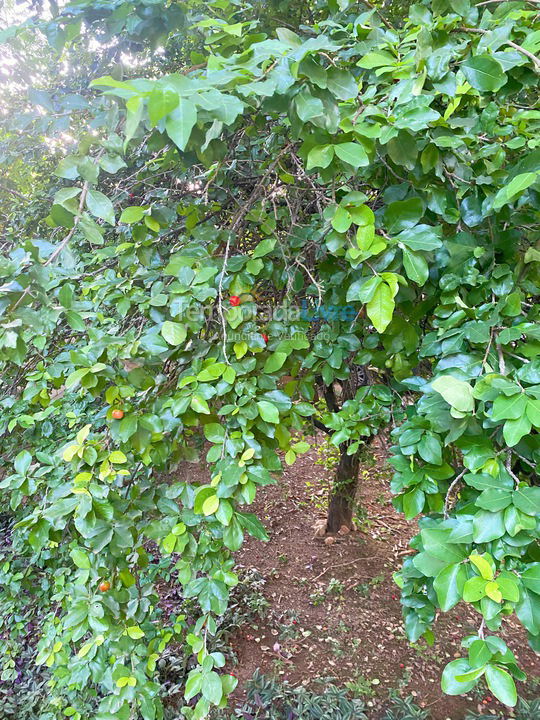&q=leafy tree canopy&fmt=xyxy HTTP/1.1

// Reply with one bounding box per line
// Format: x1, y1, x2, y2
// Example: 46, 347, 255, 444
0, 0, 539, 718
